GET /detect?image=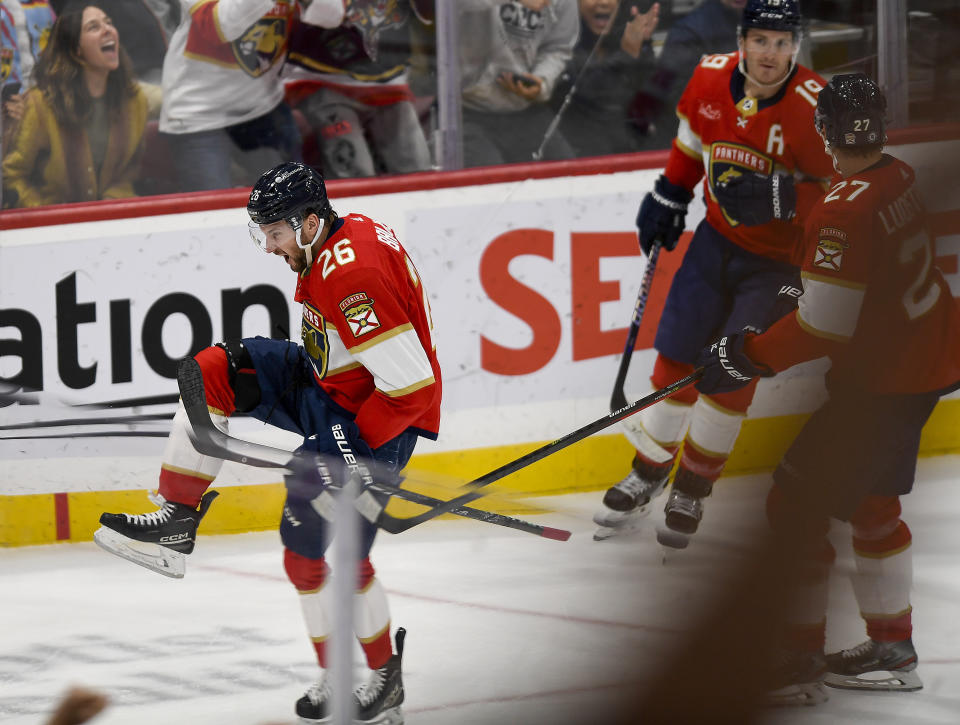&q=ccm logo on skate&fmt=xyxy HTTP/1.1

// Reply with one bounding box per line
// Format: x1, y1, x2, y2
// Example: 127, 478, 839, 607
160, 533, 189, 543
